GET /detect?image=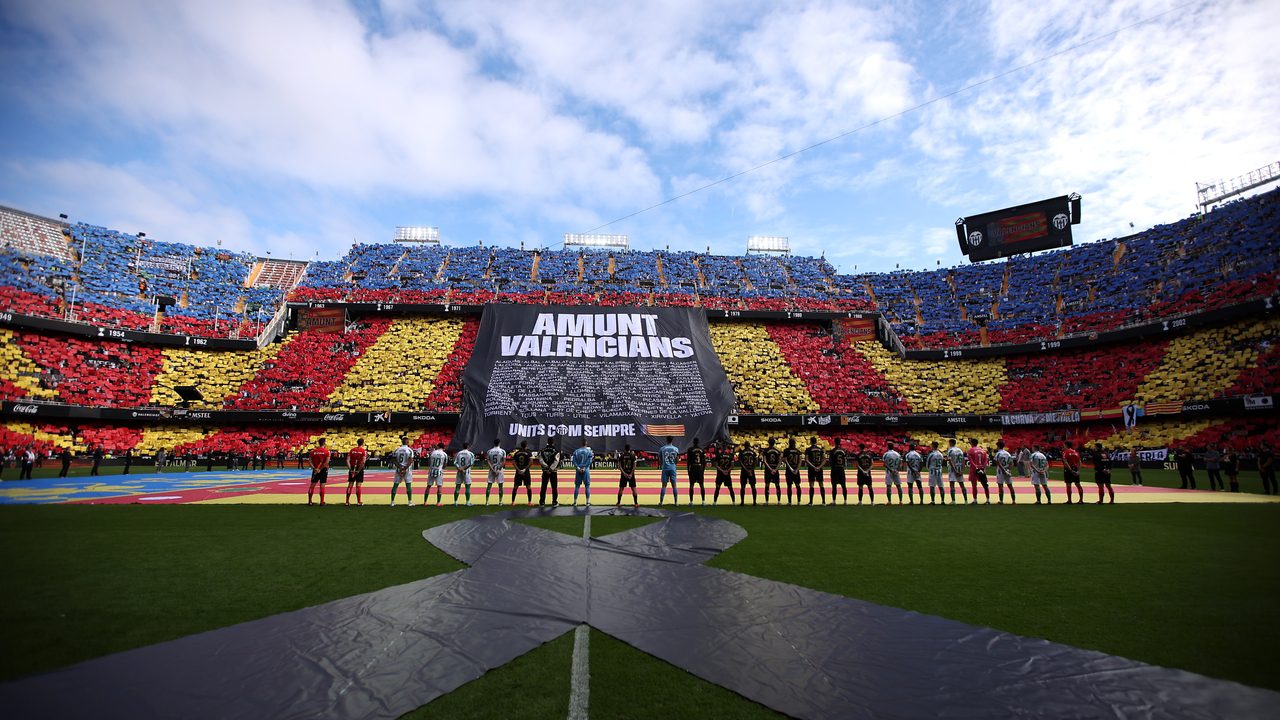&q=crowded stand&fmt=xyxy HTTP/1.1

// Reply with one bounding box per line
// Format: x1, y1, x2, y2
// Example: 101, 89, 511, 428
1, 187, 1278, 478
0, 208, 286, 339
1, 312, 1275, 417
3, 189, 1278, 350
